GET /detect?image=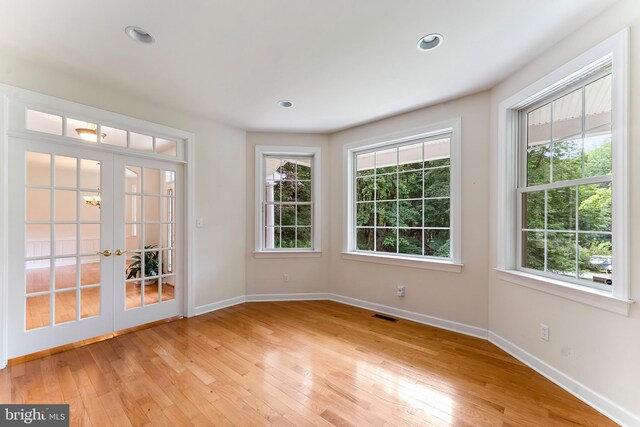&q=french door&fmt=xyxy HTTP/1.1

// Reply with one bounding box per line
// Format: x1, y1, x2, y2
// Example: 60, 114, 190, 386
7, 137, 182, 358
113, 156, 182, 331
